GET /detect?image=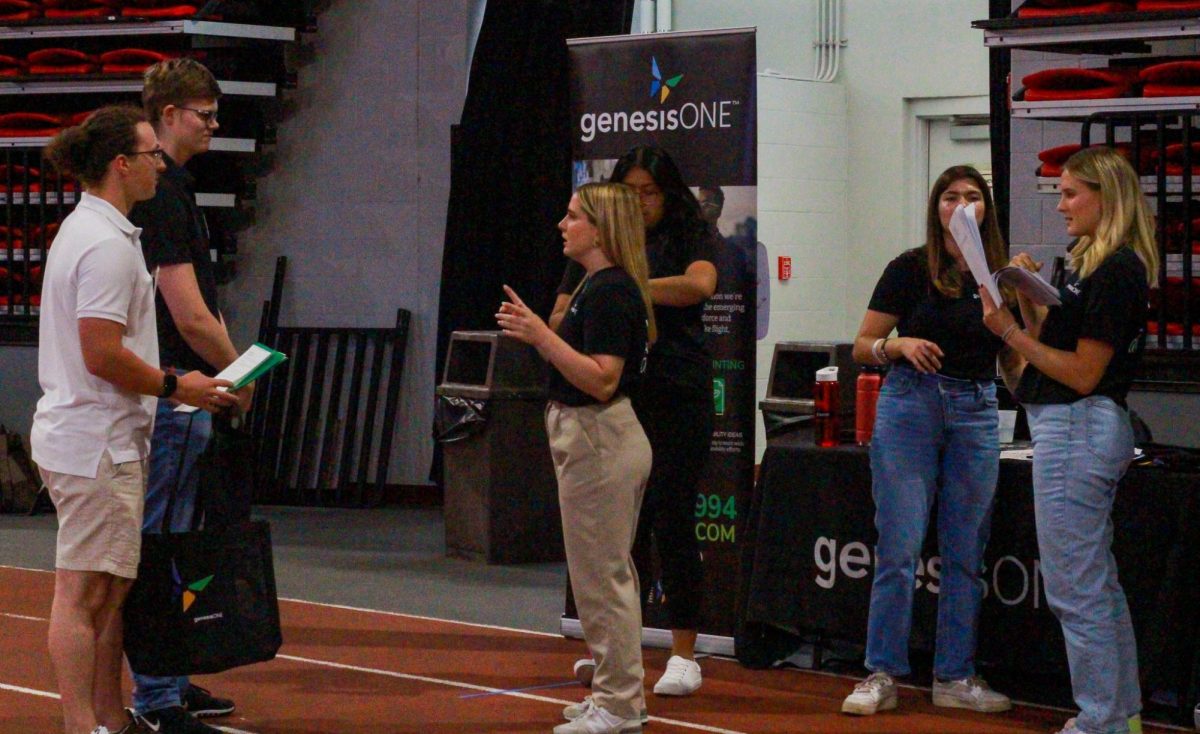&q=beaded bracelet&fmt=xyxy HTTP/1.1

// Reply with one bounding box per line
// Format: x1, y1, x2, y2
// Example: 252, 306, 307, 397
872, 337, 890, 365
